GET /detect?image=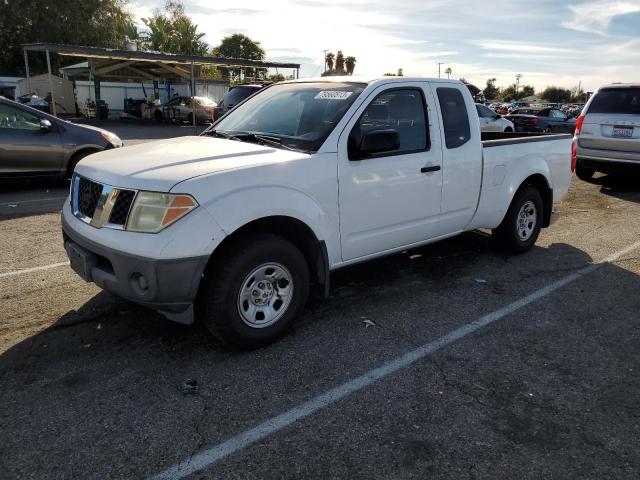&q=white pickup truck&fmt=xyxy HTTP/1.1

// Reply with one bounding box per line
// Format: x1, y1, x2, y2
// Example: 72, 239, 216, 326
62, 77, 572, 348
